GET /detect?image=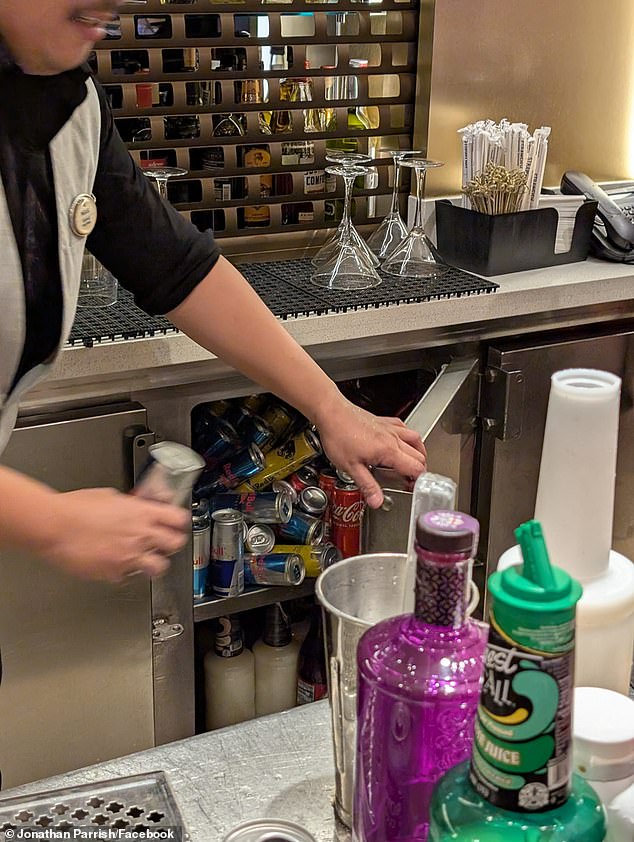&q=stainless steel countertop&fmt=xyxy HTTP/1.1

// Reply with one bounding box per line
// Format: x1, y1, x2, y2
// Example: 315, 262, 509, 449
1, 702, 346, 842
19, 258, 634, 413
